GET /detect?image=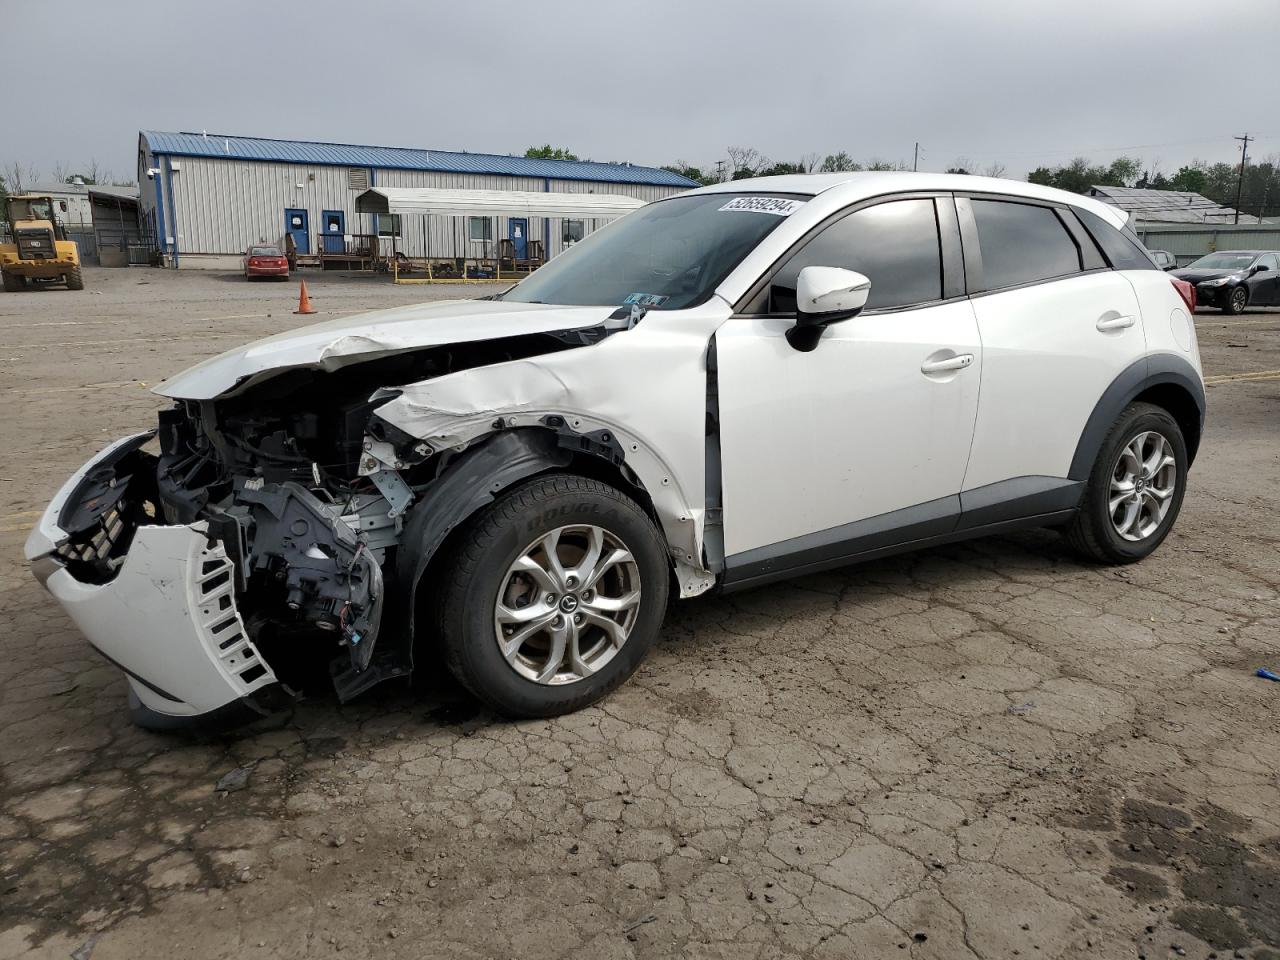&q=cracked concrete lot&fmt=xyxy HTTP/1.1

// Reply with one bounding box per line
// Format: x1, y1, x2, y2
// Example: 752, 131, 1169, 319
1, 268, 1278, 960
